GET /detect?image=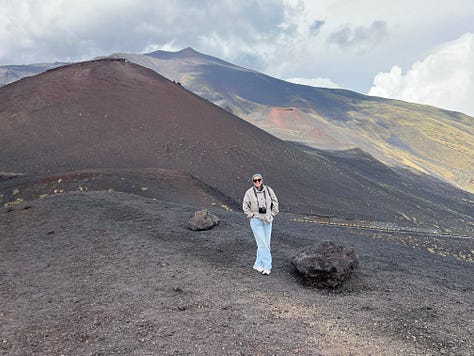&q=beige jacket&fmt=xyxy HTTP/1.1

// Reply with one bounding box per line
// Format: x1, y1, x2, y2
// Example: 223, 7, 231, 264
242, 185, 279, 223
